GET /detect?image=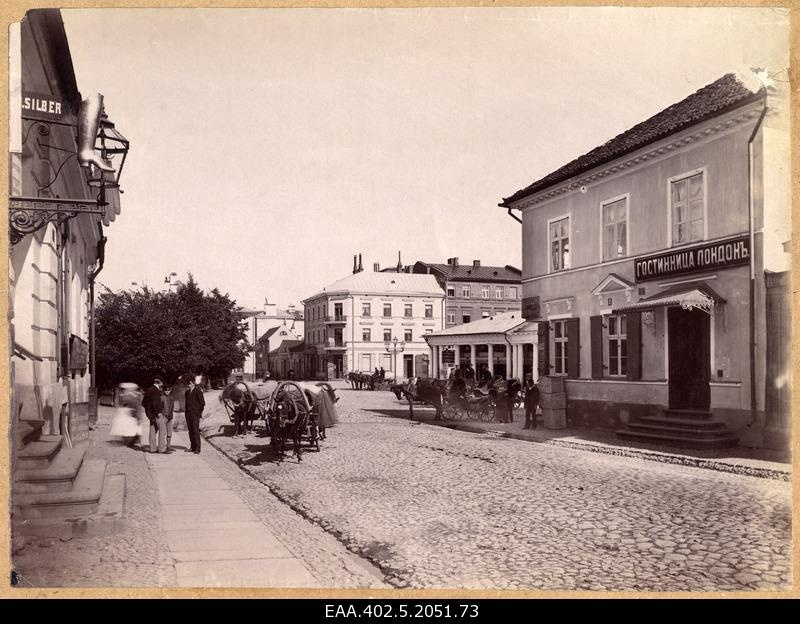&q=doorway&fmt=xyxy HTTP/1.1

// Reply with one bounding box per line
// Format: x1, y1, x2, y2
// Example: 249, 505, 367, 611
403, 354, 414, 379
668, 307, 710, 410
